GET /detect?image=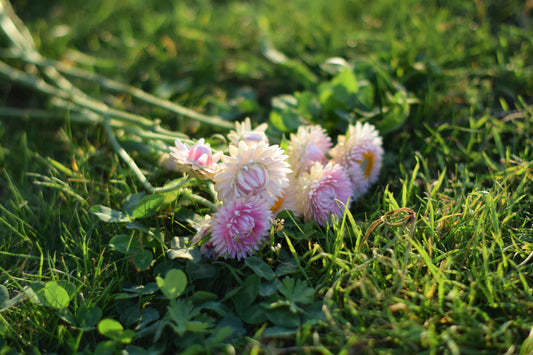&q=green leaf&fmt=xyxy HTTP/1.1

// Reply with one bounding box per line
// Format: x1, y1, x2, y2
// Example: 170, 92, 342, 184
520, 326, 533, 355
57, 308, 76, 325
245, 256, 275, 280
94, 340, 117, 355
333, 67, 358, 93
376, 90, 410, 133
156, 268, 187, 300
186, 262, 216, 280
0, 285, 8, 308
217, 315, 246, 337
271, 94, 297, 111
25, 282, 46, 306
90, 205, 130, 223
125, 222, 152, 234
118, 303, 141, 327
138, 307, 160, 329
123, 192, 146, 216
206, 325, 234, 344
121, 330, 136, 344
234, 274, 260, 315
97, 319, 133, 344
238, 303, 268, 325
296, 91, 322, 119
132, 194, 165, 219
277, 277, 315, 313
269, 110, 304, 133
161, 184, 180, 205
259, 279, 280, 297
265, 307, 301, 328
301, 301, 326, 326
121, 282, 159, 296
198, 301, 228, 317
185, 320, 210, 333
190, 291, 218, 305
168, 236, 202, 261
132, 249, 153, 271
263, 326, 297, 337
44, 281, 70, 309
125, 345, 149, 355
109, 234, 141, 254
319, 67, 359, 111
167, 300, 197, 336
75, 304, 103, 329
